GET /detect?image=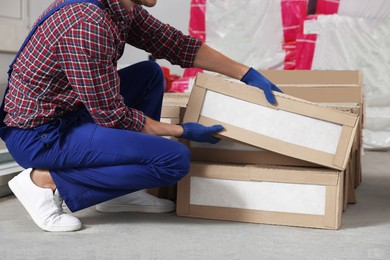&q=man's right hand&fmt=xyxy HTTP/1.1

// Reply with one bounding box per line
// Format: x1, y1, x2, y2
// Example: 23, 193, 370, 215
180, 122, 224, 144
